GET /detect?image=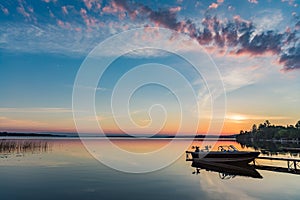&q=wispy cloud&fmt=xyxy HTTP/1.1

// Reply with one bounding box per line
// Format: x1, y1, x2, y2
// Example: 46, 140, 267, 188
0, 116, 47, 129
0, 107, 72, 113
0, 5, 9, 15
